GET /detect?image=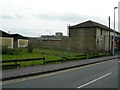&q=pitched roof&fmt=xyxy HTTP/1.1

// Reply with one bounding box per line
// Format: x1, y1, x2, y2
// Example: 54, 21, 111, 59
0, 30, 12, 37
0, 30, 28, 39
10, 34, 28, 39
69, 20, 113, 31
